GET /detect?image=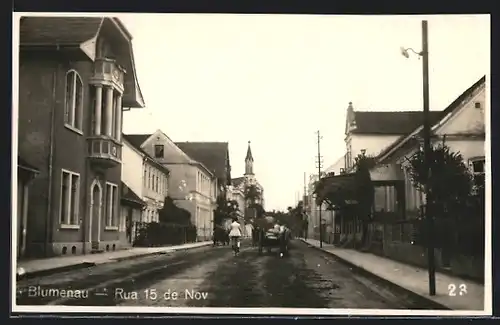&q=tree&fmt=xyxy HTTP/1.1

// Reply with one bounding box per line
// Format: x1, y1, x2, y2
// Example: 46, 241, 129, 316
214, 195, 239, 226
159, 196, 192, 225
244, 184, 261, 203
404, 144, 472, 218
404, 144, 476, 252
353, 153, 376, 247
